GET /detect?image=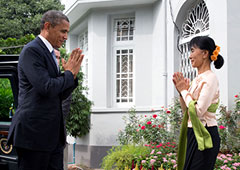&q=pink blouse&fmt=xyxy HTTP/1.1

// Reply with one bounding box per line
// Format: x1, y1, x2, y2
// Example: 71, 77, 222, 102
180, 70, 219, 127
